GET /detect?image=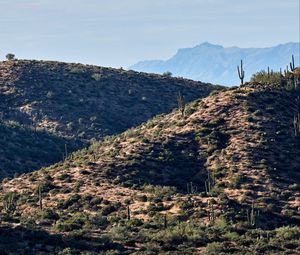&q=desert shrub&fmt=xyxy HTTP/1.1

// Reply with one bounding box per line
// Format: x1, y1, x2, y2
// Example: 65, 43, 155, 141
207, 117, 225, 127
58, 194, 81, 209
126, 218, 143, 227
39, 180, 56, 193
250, 70, 281, 85
143, 185, 177, 198
55, 213, 87, 232
162, 71, 172, 77
69, 67, 85, 74
134, 194, 147, 202
46, 91, 54, 99
40, 208, 59, 221
58, 173, 72, 181
109, 225, 131, 242
89, 213, 109, 229
205, 242, 224, 254
276, 226, 300, 240
288, 183, 300, 191
6, 53, 15, 60
101, 205, 117, 216
58, 248, 81, 255
90, 197, 103, 206
91, 73, 102, 81
79, 169, 90, 175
